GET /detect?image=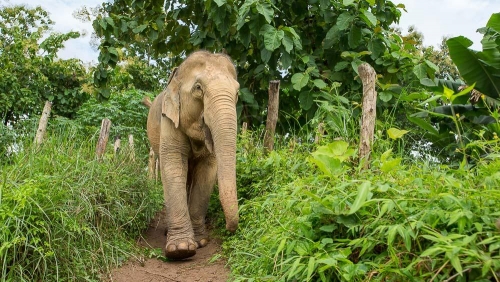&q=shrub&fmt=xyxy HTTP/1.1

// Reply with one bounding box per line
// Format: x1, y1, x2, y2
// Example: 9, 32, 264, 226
0, 123, 162, 281
225, 138, 500, 281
